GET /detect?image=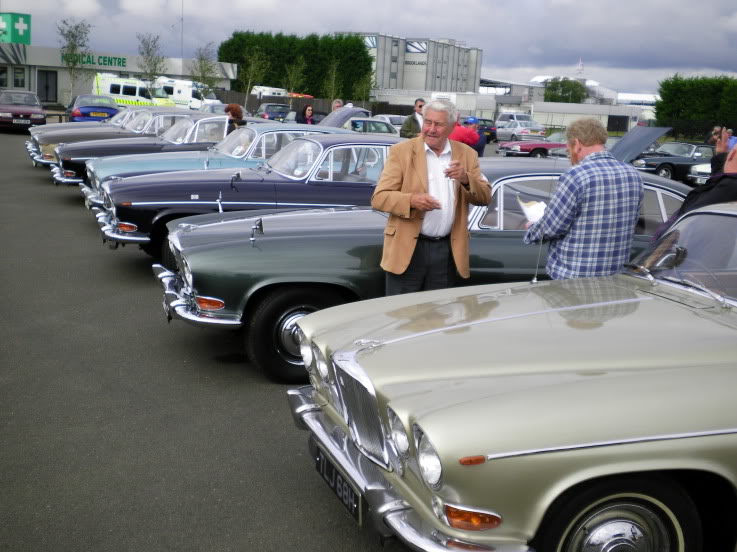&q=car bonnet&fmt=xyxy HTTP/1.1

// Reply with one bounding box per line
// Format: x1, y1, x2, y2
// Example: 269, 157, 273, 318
609, 125, 671, 164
